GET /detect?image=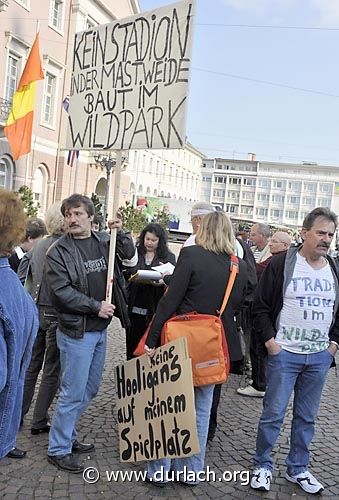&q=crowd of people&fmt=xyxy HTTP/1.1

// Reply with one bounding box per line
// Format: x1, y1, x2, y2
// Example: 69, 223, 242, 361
0, 188, 338, 495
